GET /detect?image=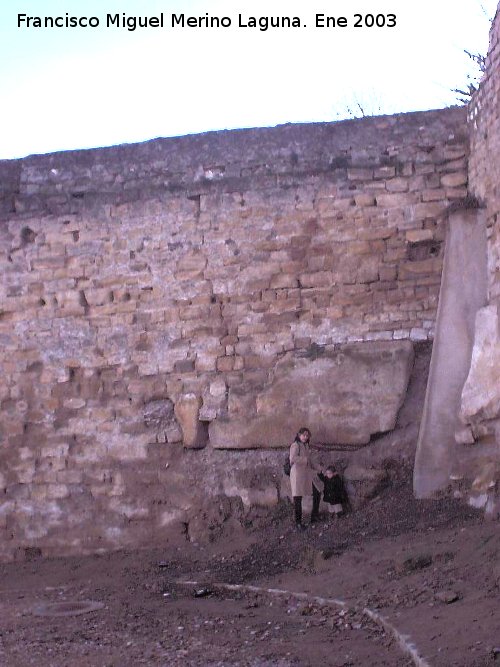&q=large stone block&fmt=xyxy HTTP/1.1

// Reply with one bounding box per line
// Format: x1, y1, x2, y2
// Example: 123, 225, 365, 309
460, 305, 500, 426
174, 394, 208, 449
209, 341, 413, 448
440, 172, 467, 188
